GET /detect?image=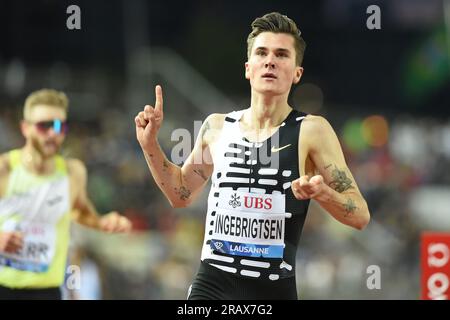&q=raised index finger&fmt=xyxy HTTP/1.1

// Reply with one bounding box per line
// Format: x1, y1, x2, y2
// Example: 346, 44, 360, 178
155, 85, 163, 112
